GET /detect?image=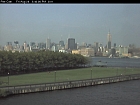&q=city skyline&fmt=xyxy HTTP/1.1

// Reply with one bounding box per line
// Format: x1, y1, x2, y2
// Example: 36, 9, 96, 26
0, 30, 136, 48
1, 4, 140, 47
